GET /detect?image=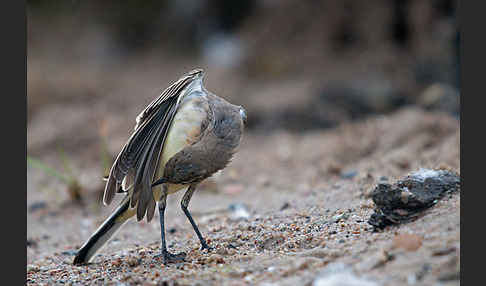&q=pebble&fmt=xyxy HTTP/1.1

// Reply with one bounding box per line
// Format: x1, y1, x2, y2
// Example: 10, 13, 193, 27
332, 213, 349, 223
28, 201, 48, 213
27, 264, 40, 273
111, 258, 122, 267
379, 176, 389, 182
432, 246, 456, 256
280, 202, 291, 210
27, 239, 38, 248
340, 170, 358, 179
228, 203, 250, 220
127, 256, 140, 267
